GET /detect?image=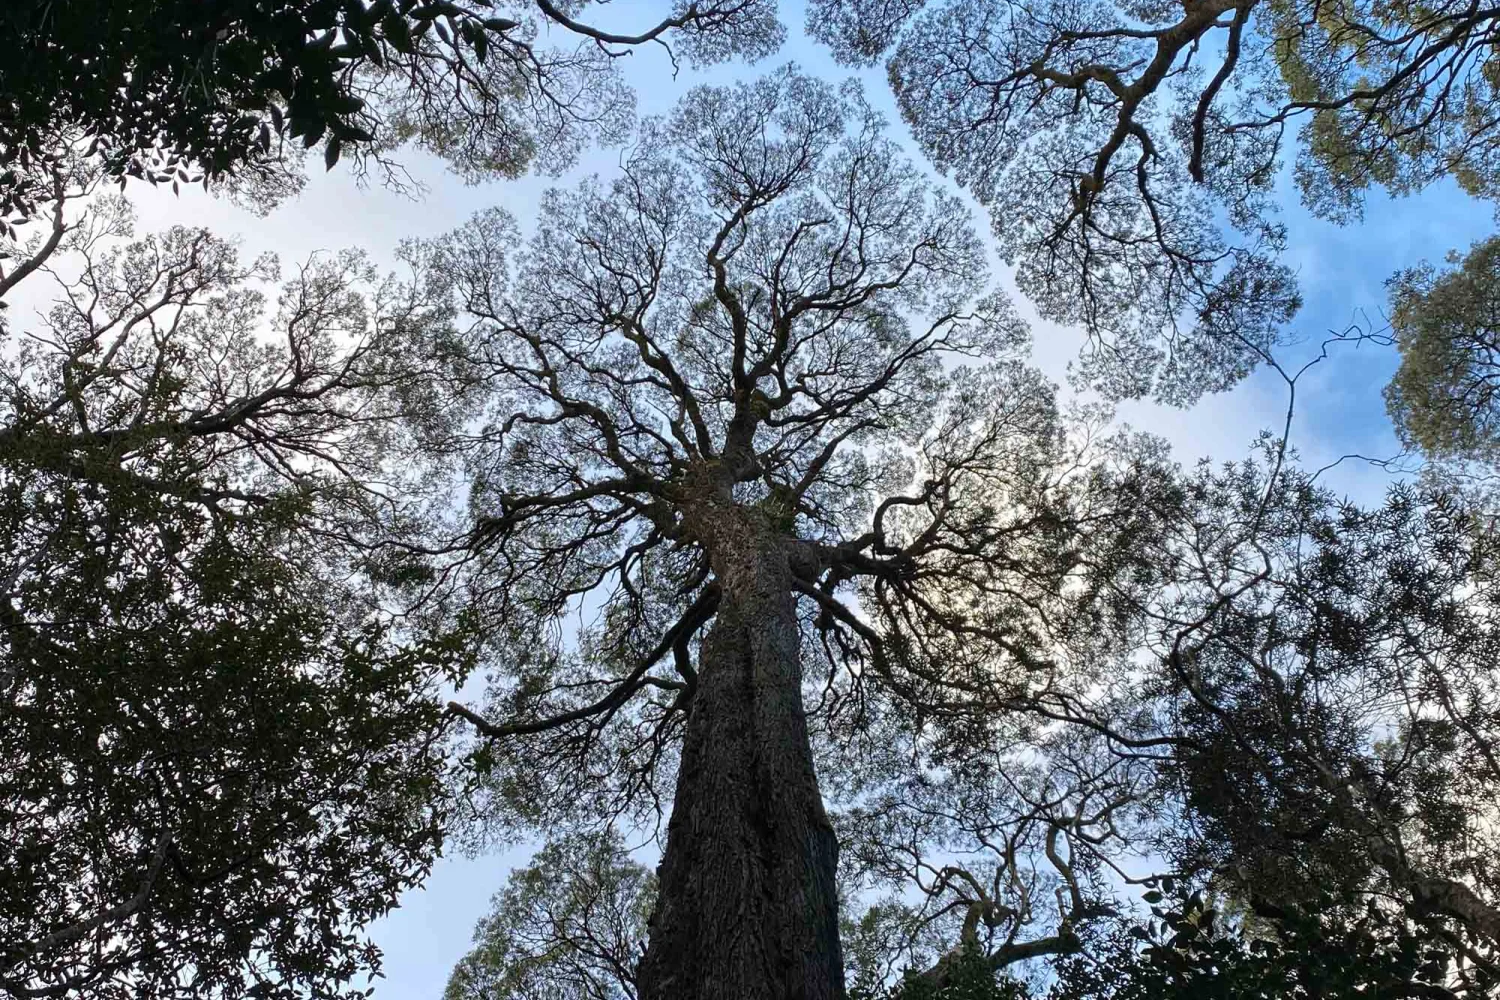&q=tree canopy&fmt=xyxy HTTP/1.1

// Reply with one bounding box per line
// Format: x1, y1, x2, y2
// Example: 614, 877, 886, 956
0, 154, 474, 998
1386, 236, 1500, 466
444, 830, 652, 1000
1024, 454, 1500, 998
0, 0, 783, 222
804, 0, 1500, 401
